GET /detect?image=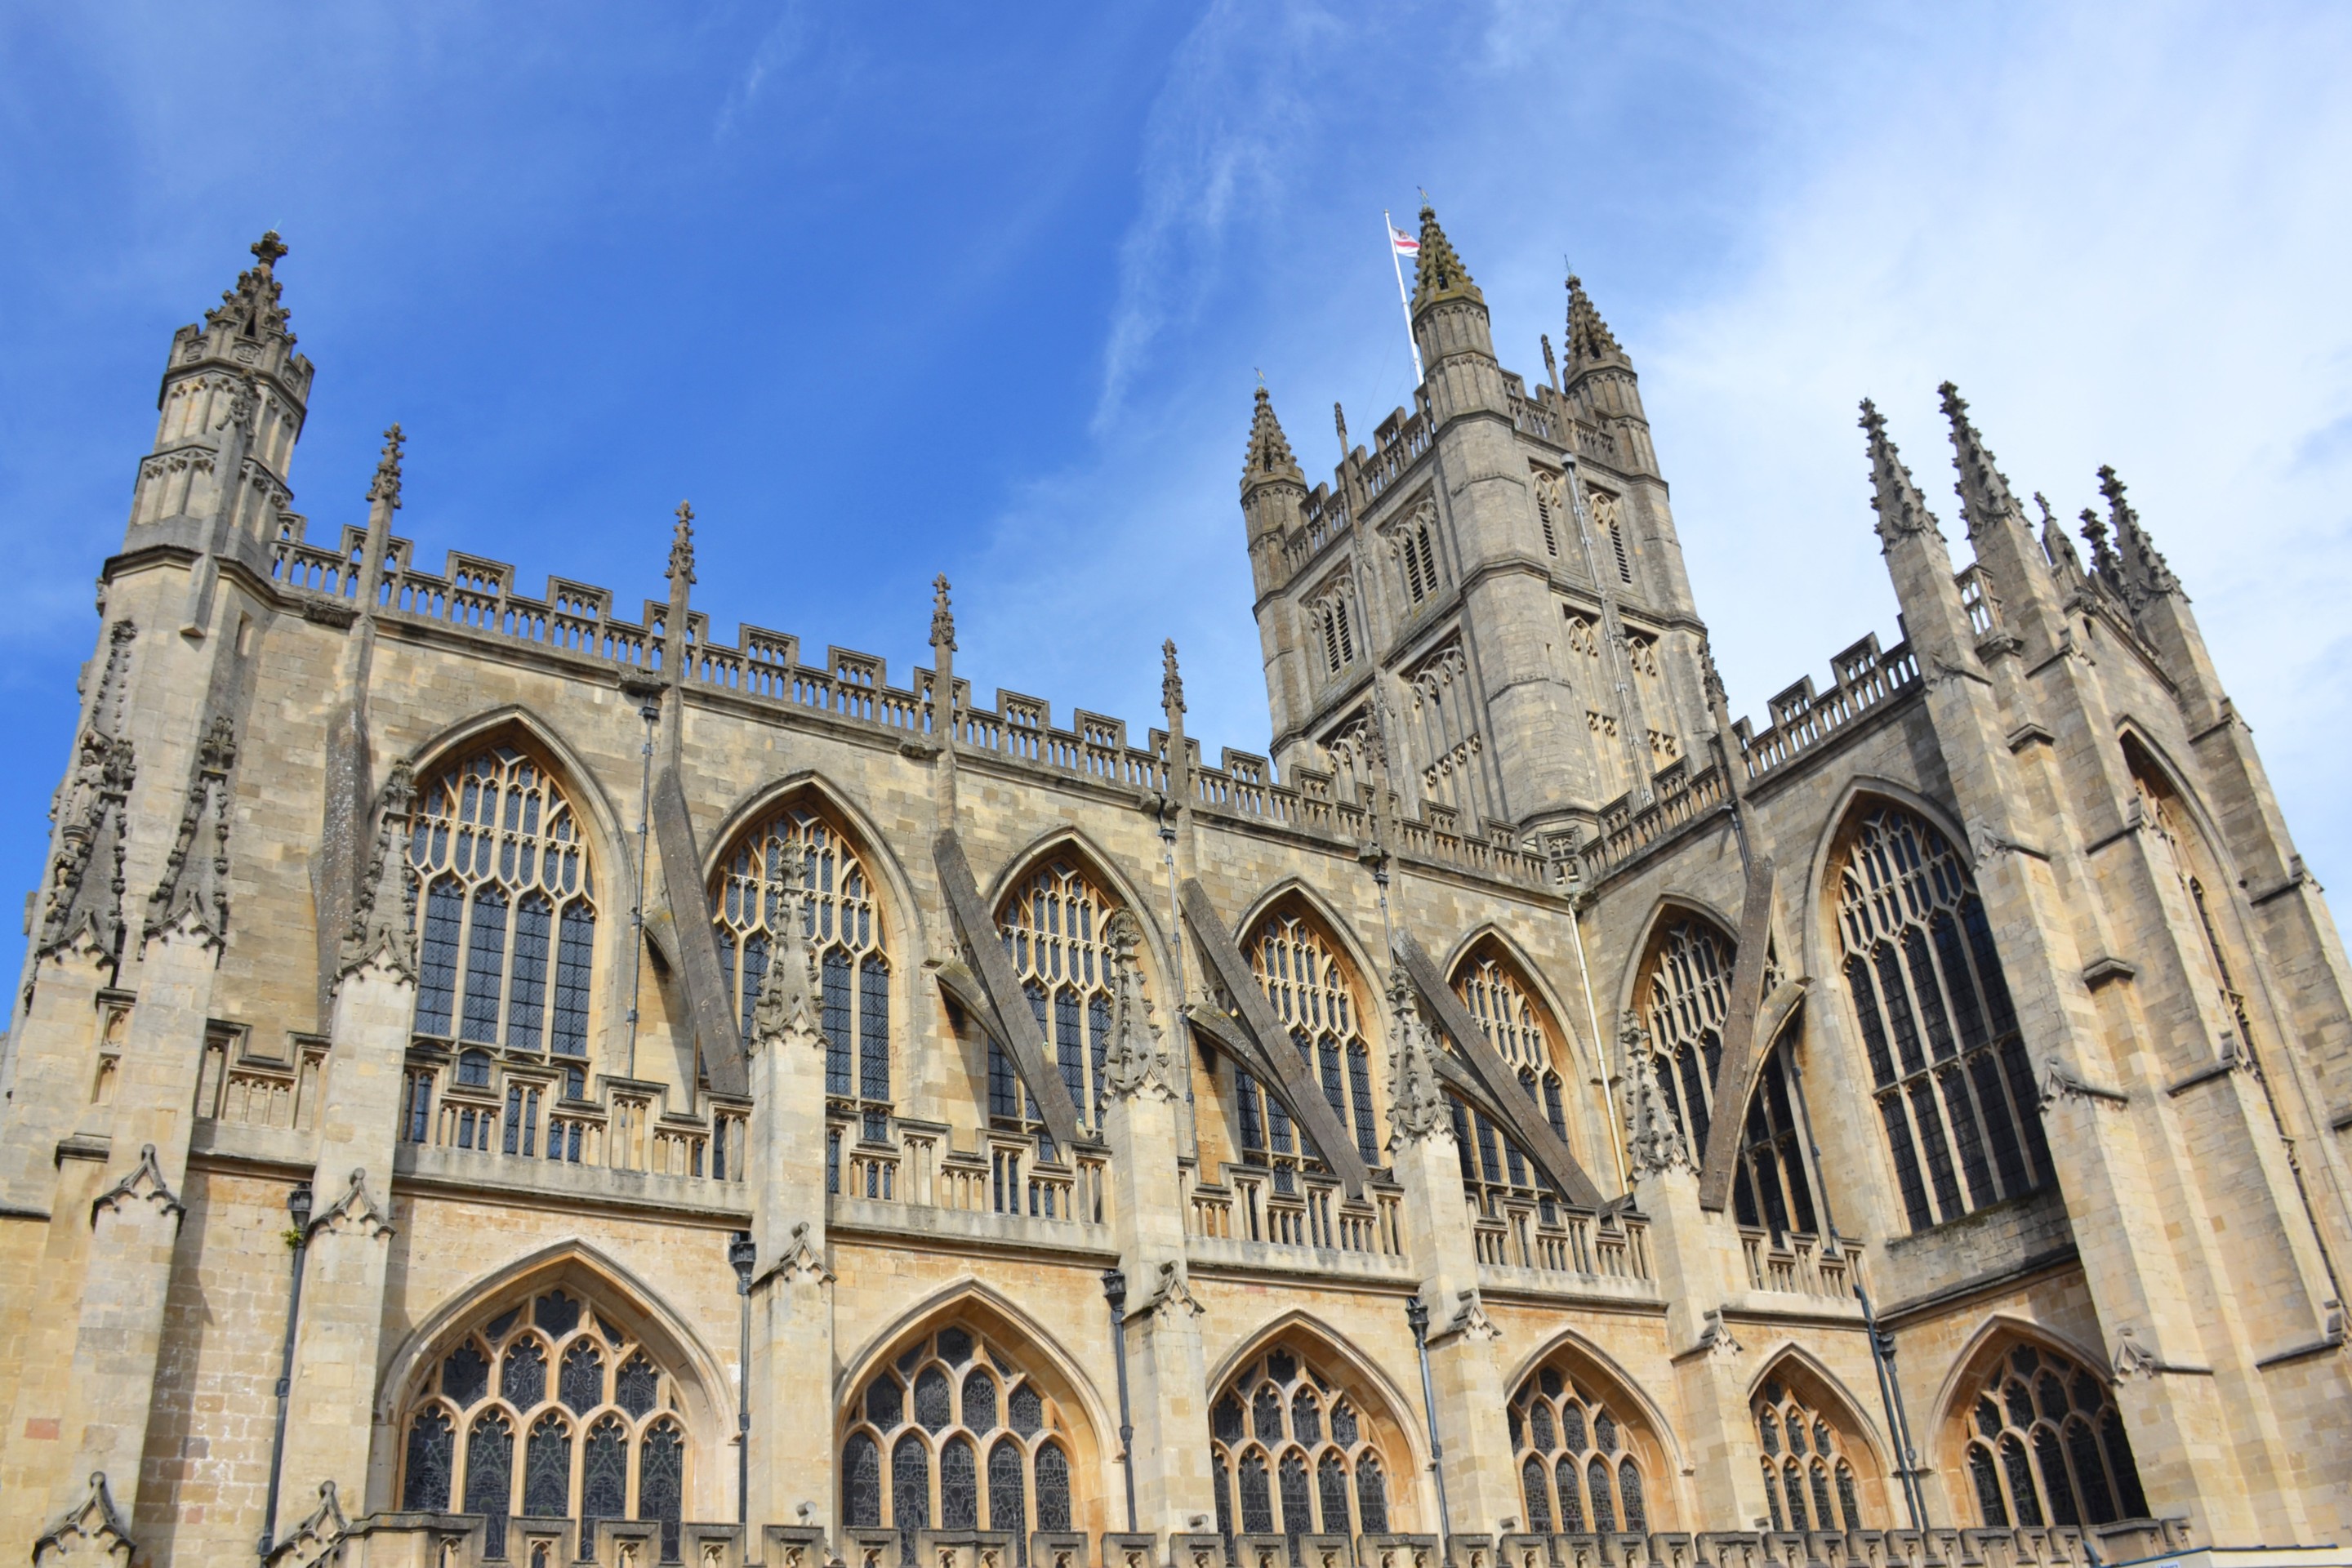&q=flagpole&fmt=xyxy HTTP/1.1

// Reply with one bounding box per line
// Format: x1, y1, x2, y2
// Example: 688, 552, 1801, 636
1384, 209, 1425, 385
